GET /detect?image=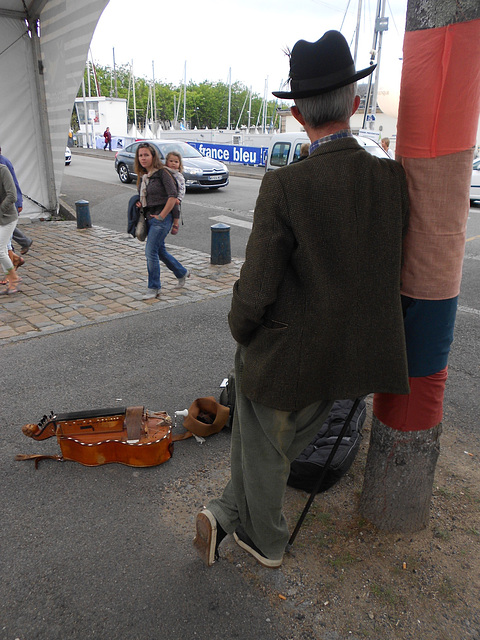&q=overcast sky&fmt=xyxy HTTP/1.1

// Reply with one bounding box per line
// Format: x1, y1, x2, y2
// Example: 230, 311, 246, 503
90, 0, 407, 99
